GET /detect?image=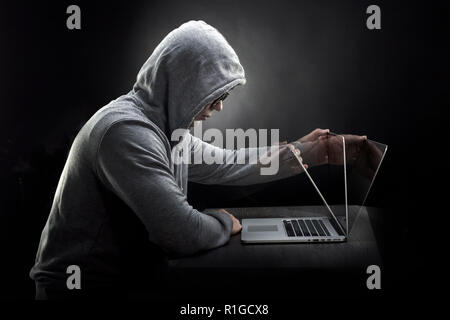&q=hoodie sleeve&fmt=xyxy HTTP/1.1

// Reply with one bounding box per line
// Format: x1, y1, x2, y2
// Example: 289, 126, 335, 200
96, 121, 233, 256
188, 134, 304, 185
